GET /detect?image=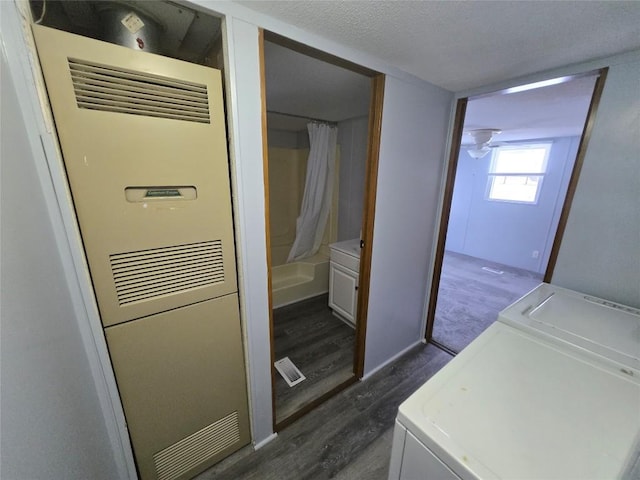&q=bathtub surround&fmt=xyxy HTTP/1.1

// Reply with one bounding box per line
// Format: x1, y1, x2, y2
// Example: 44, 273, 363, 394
269, 115, 368, 246
271, 252, 329, 308
268, 147, 308, 265
288, 123, 338, 262
268, 145, 339, 268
